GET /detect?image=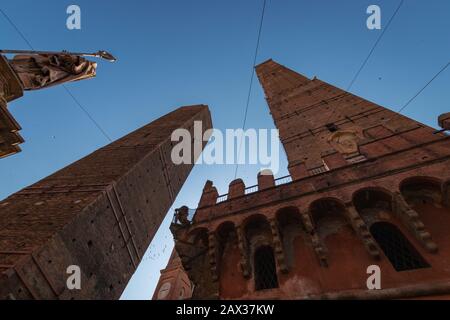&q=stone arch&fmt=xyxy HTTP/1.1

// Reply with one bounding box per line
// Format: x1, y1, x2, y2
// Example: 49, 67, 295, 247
352, 186, 437, 254
400, 176, 450, 249
400, 176, 443, 207
187, 227, 209, 248
308, 197, 374, 289
275, 206, 304, 269
276, 206, 303, 229
275, 206, 323, 280
214, 220, 235, 234
309, 197, 348, 235
243, 214, 276, 289
215, 221, 244, 298
352, 187, 394, 227
215, 221, 237, 266
243, 214, 273, 250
